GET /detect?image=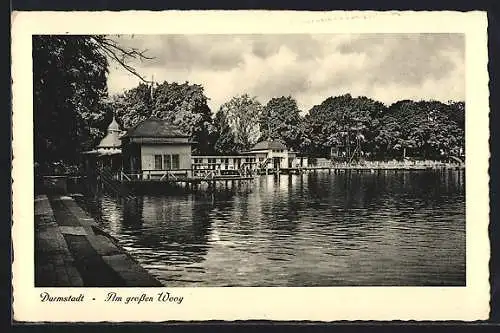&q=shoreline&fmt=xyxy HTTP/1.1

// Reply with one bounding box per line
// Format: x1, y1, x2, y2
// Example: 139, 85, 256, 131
35, 194, 163, 287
